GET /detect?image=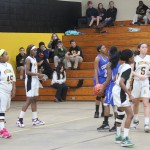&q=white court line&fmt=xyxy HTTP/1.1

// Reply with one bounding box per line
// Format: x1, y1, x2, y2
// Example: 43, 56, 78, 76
12, 116, 92, 134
